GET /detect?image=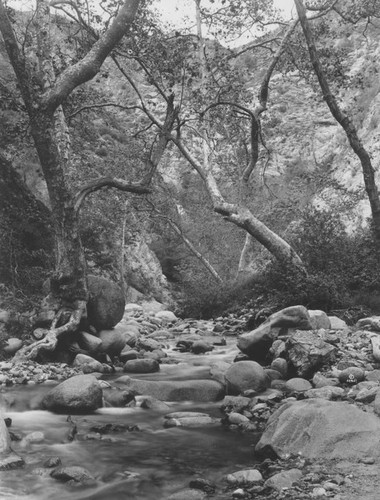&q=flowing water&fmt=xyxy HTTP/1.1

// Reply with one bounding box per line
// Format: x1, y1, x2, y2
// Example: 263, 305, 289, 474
0, 343, 259, 500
